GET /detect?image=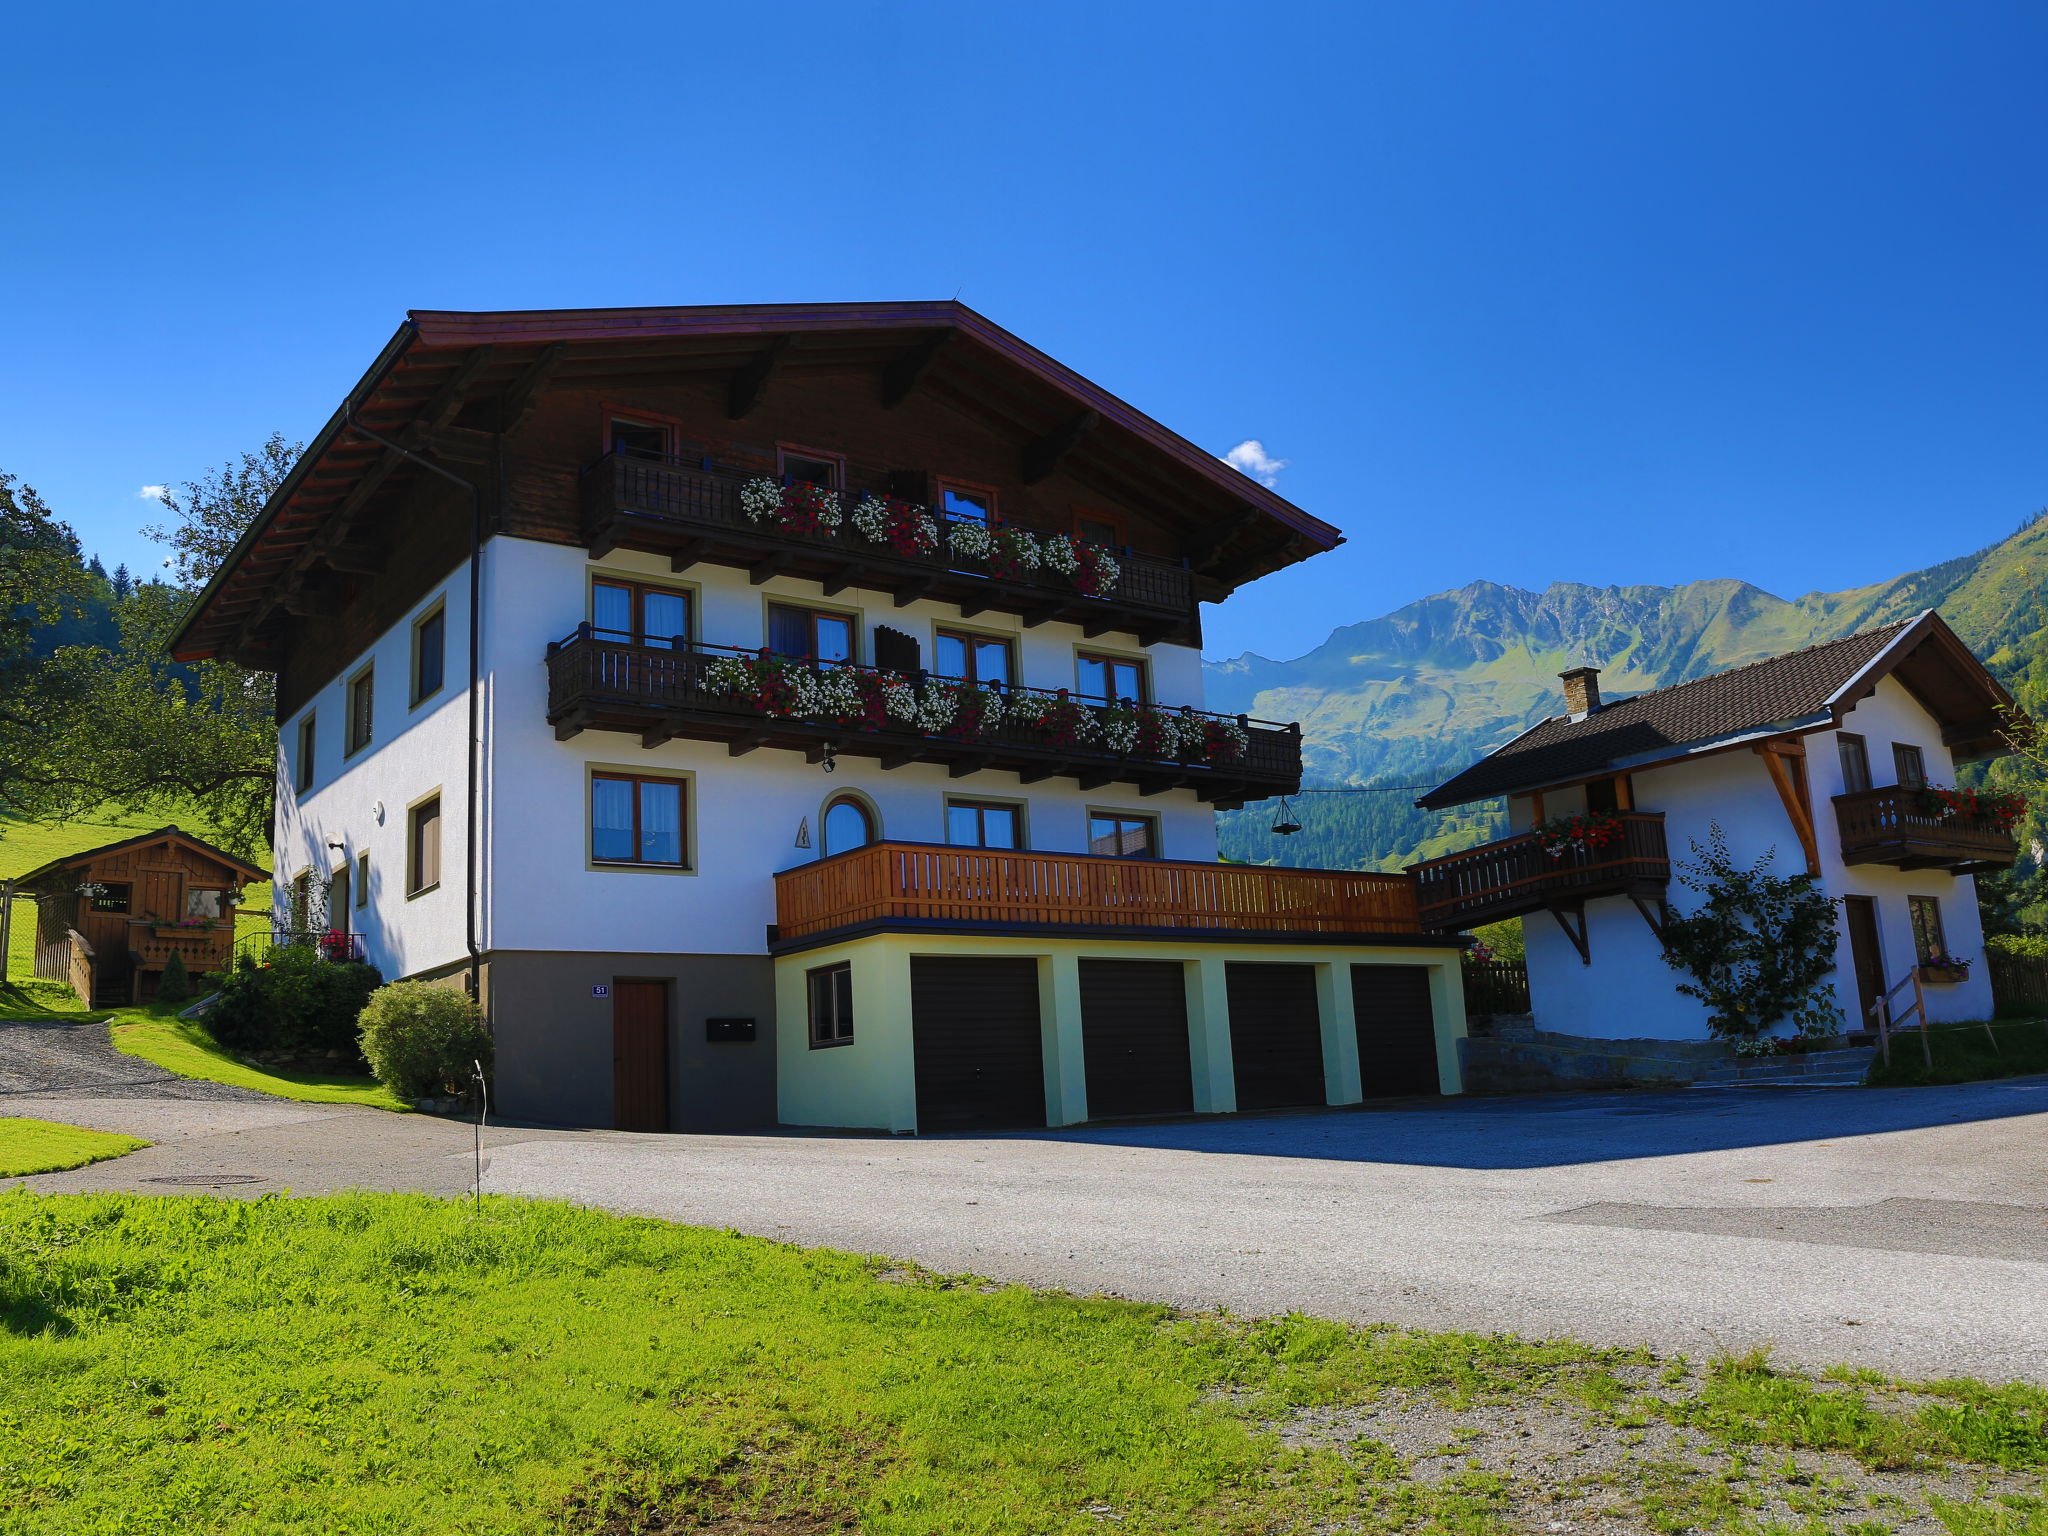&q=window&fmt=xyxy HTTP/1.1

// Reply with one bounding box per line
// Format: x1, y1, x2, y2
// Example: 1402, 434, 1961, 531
1838, 733, 1872, 793
1892, 743, 1927, 789
592, 773, 687, 867
355, 851, 369, 907
934, 630, 1014, 687
1075, 511, 1120, 548
1584, 776, 1629, 814
408, 796, 442, 895
412, 604, 447, 704
767, 605, 854, 665
1089, 813, 1157, 859
1908, 895, 1948, 963
822, 796, 876, 857
947, 799, 1021, 849
88, 882, 131, 914
807, 963, 854, 1047
1076, 652, 1146, 704
777, 446, 842, 489
938, 480, 995, 524
609, 417, 670, 461
296, 714, 317, 794
185, 888, 227, 920
346, 666, 375, 756
594, 579, 692, 649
